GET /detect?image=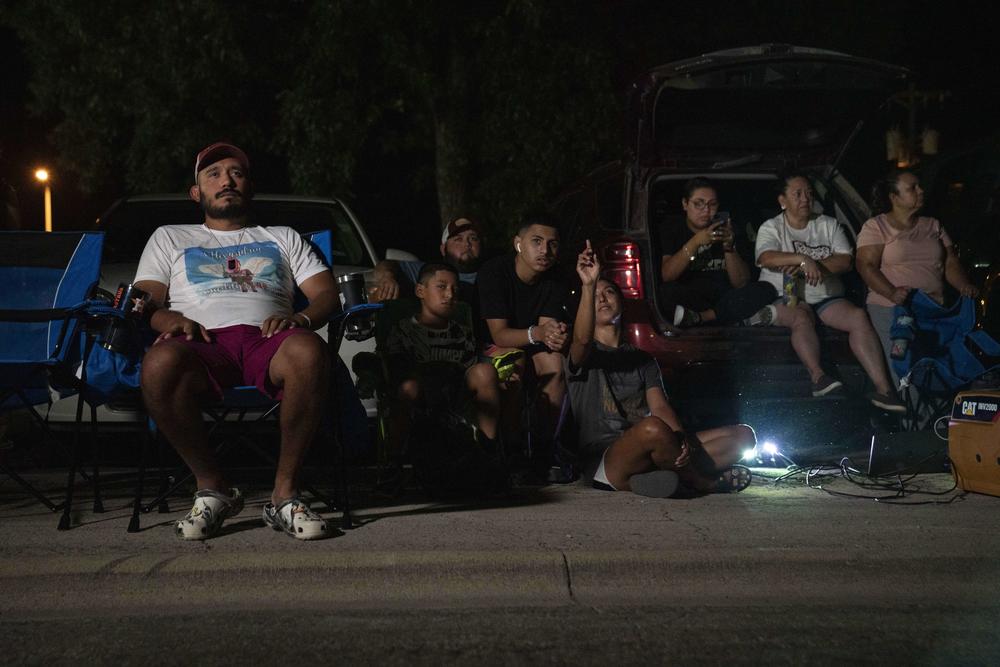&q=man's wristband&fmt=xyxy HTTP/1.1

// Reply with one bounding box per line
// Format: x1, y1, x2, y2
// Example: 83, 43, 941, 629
295, 312, 312, 329
682, 246, 695, 262
527, 325, 536, 345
